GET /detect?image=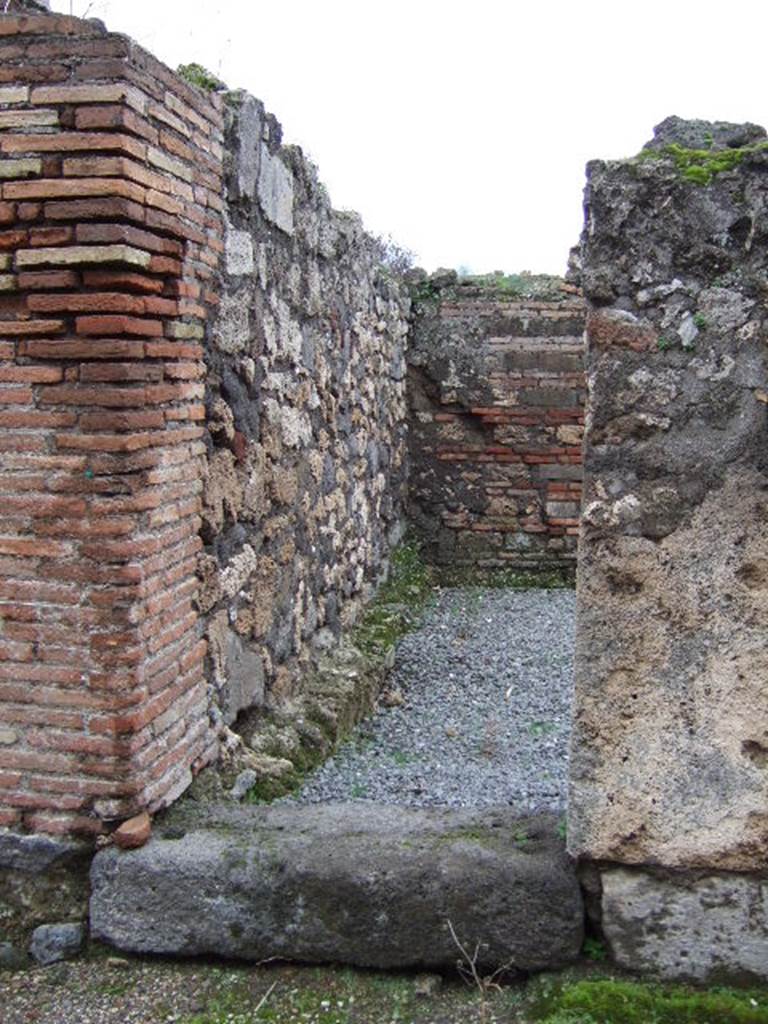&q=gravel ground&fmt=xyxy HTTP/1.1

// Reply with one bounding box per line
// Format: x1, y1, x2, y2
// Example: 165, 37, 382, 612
288, 587, 575, 812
